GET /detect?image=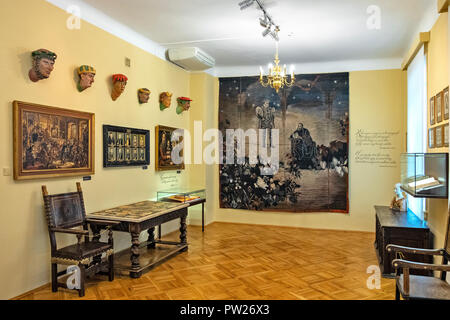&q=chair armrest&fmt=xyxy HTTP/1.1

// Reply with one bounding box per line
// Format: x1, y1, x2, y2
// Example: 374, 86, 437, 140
386, 244, 445, 257
86, 219, 120, 226
50, 227, 89, 235
392, 259, 450, 272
